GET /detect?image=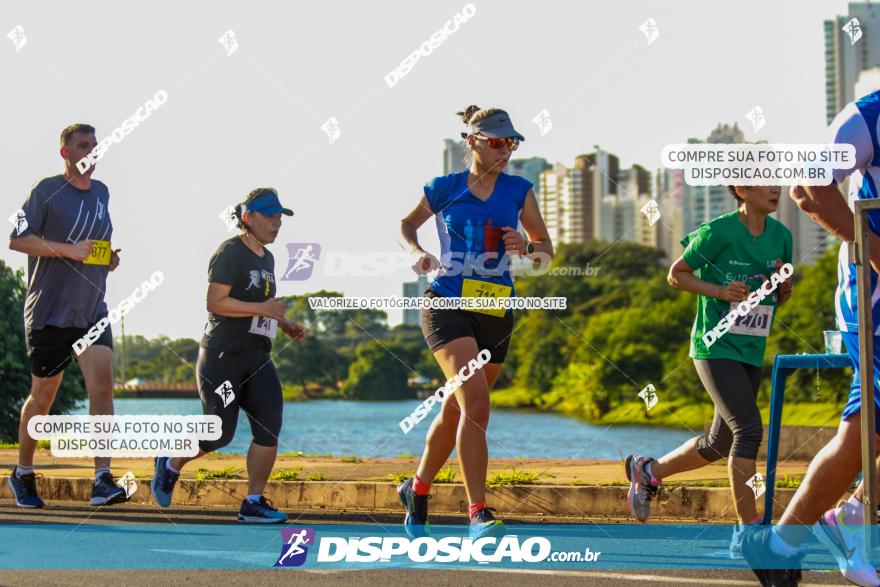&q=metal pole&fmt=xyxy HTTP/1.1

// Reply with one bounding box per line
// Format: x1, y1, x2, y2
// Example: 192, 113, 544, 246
853, 199, 879, 540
